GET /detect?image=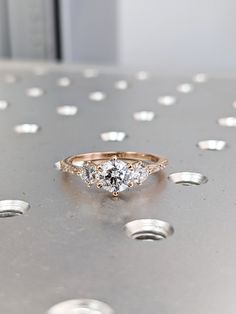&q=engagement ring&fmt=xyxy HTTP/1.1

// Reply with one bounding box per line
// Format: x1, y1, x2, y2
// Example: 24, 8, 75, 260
55, 152, 168, 196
